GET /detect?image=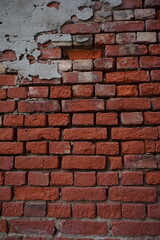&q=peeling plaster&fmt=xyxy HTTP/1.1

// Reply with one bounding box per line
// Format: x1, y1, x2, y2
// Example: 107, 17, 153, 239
0, 0, 122, 80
